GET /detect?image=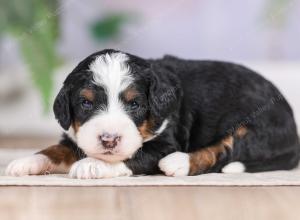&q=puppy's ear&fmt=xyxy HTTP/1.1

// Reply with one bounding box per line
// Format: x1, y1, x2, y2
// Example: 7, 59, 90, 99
53, 87, 72, 130
148, 64, 181, 123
